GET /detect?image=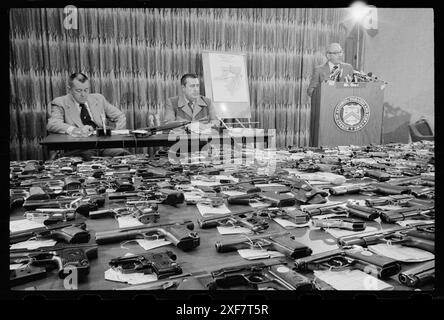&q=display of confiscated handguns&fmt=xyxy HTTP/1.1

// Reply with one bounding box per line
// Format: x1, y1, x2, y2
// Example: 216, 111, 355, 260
198, 209, 269, 233
204, 261, 316, 290
345, 202, 380, 220
10, 220, 91, 244
365, 194, 415, 206
23, 208, 77, 226
254, 207, 310, 225
108, 189, 184, 206
312, 218, 366, 232
10, 243, 98, 286
378, 202, 434, 223
398, 260, 434, 288
109, 250, 182, 279
215, 232, 312, 259
22, 194, 105, 216
227, 191, 296, 207
95, 220, 200, 251
89, 203, 159, 224
294, 247, 401, 279
337, 222, 434, 253
301, 202, 348, 217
